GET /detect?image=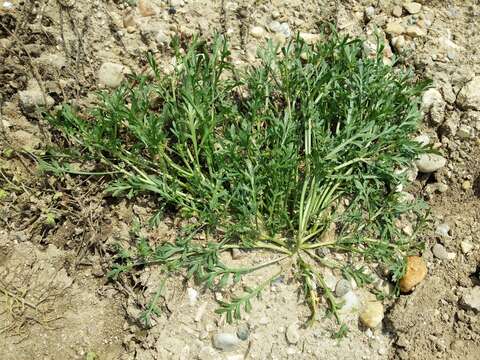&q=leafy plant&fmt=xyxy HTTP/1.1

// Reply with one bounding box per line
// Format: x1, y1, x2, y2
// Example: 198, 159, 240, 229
42, 30, 429, 327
